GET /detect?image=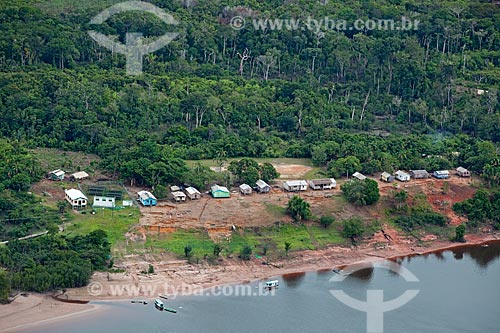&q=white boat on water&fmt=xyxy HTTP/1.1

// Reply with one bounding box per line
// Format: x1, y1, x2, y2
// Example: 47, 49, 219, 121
265, 280, 279, 289
154, 298, 164, 310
